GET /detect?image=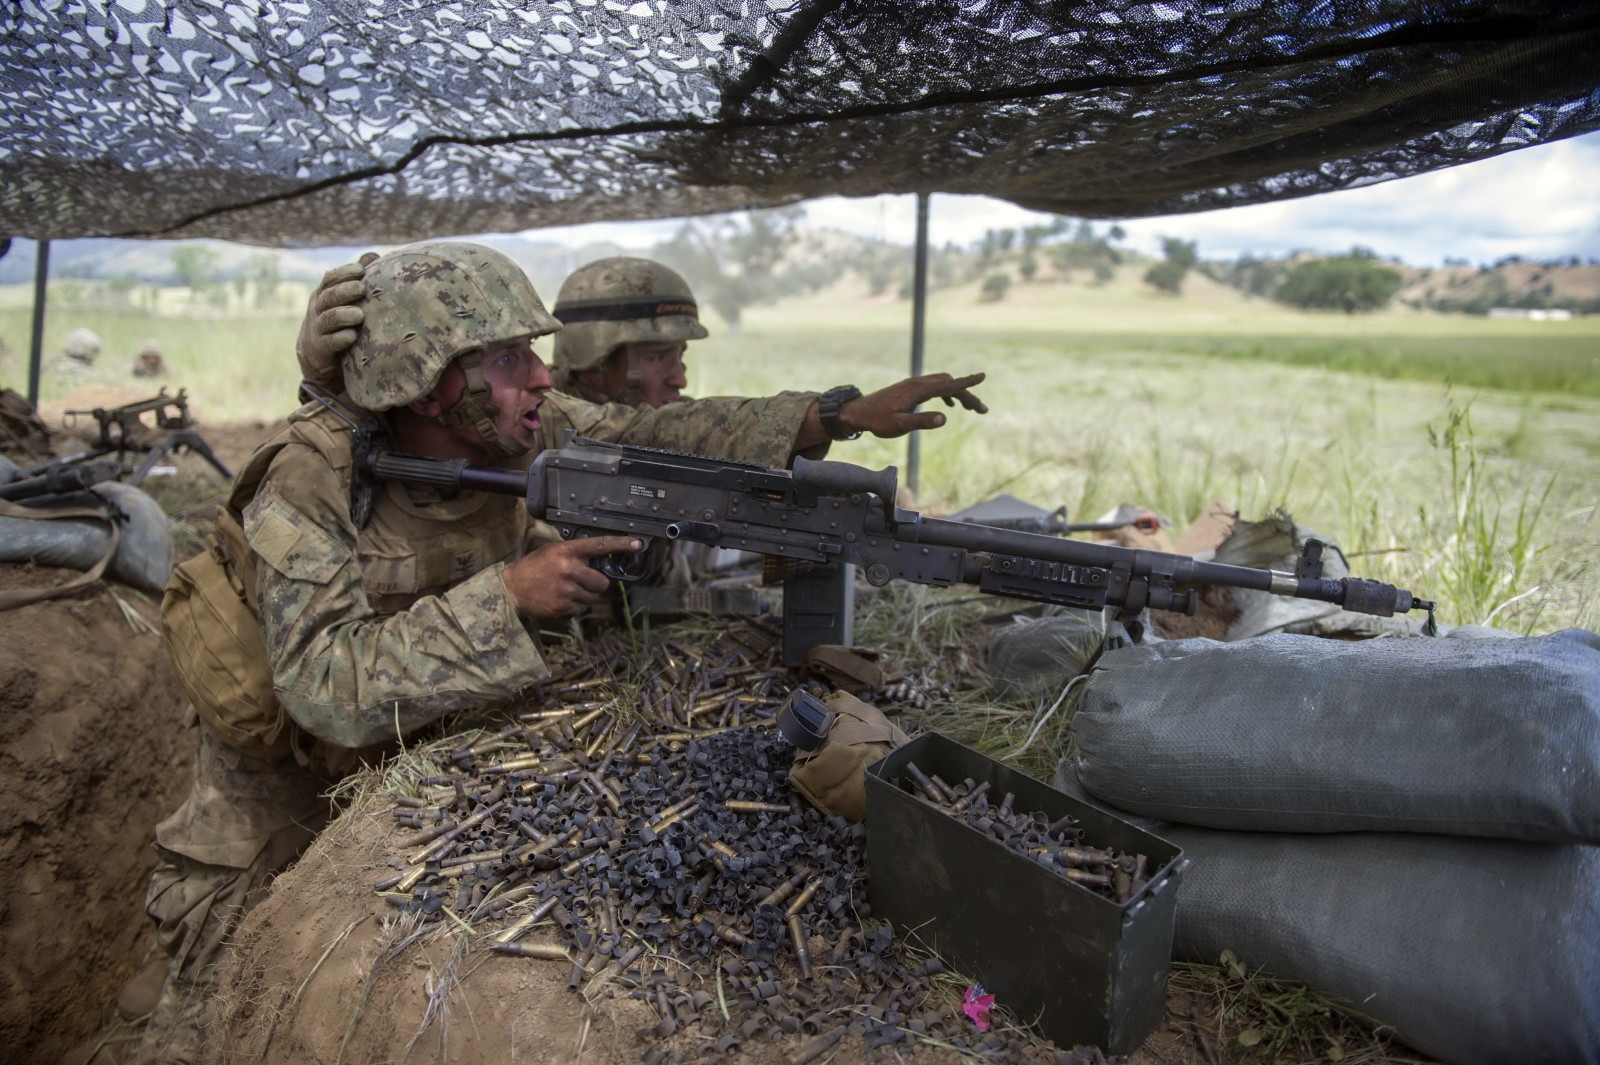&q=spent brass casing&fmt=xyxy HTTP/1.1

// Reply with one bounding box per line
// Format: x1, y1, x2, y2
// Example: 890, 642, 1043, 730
903, 762, 943, 804
724, 801, 791, 815
648, 800, 700, 835
950, 780, 990, 812
519, 707, 577, 721
568, 945, 594, 990
398, 817, 460, 850
1060, 846, 1115, 868
493, 896, 560, 944
491, 941, 570, 961
480, 754, 542, 775
1046, 812, 1079, 836
791, 1028, 845, 1065
784, 879, 821, 917
607, 942, 645, 977
756, 870, 806, 909
440, 847, 504, 869
787, 914, 812, 978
